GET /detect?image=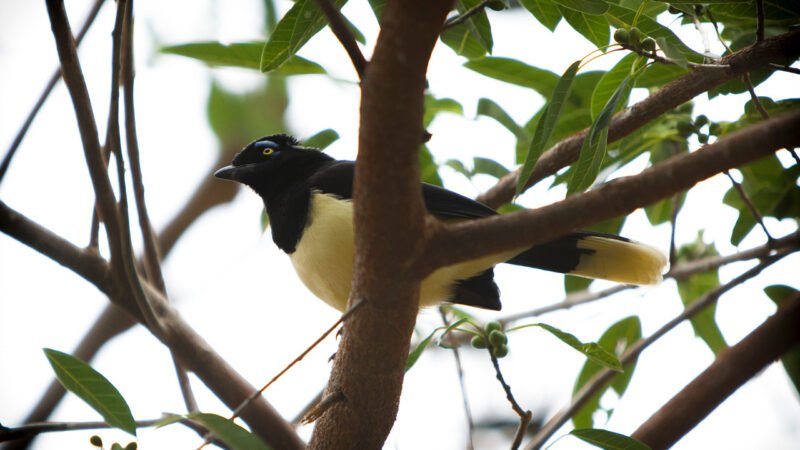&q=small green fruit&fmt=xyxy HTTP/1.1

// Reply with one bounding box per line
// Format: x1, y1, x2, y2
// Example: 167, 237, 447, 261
471, 335, 487, 349
485, 321, 502, 333
493, 343, 509, 358
709, 122, 721, 135
488, 329, 507, 347
641, 37, 656, 52
90, 435, 104, 448
695, 114, 709, 127
668, 5, 681, 15
124, 442, 138, 450
628, 27, 642, 46
698, 133, 709, 144
614, 28, 630, 45
676, 121, 694, 137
